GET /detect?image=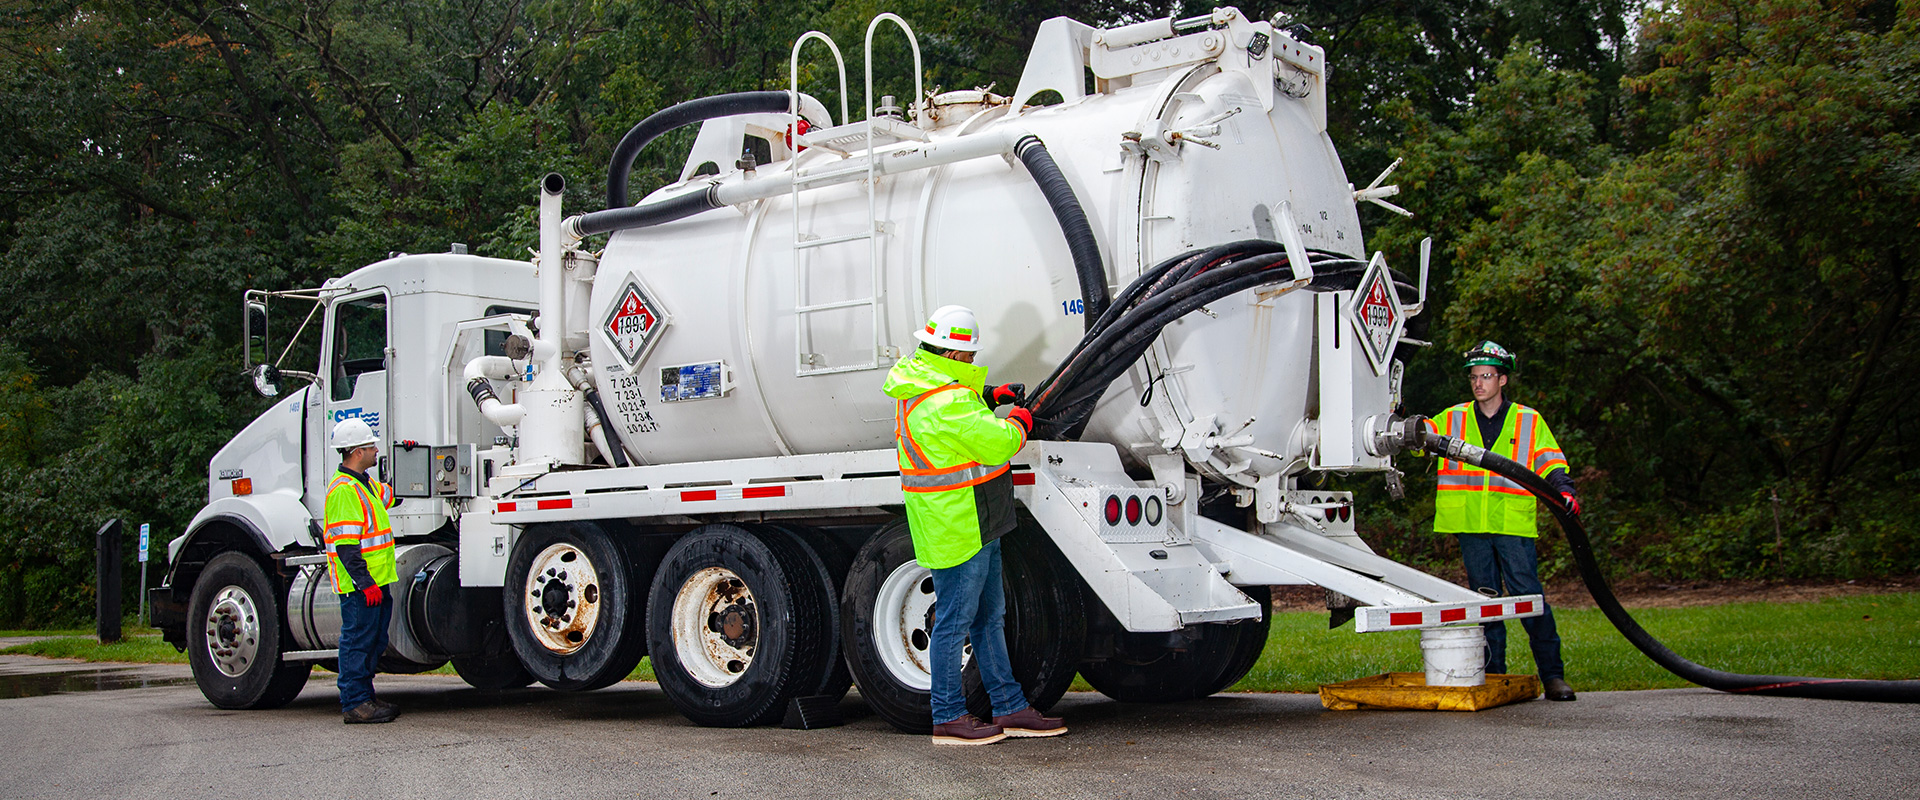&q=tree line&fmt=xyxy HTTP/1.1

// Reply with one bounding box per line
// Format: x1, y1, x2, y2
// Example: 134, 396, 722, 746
0, 1, 1912, 626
